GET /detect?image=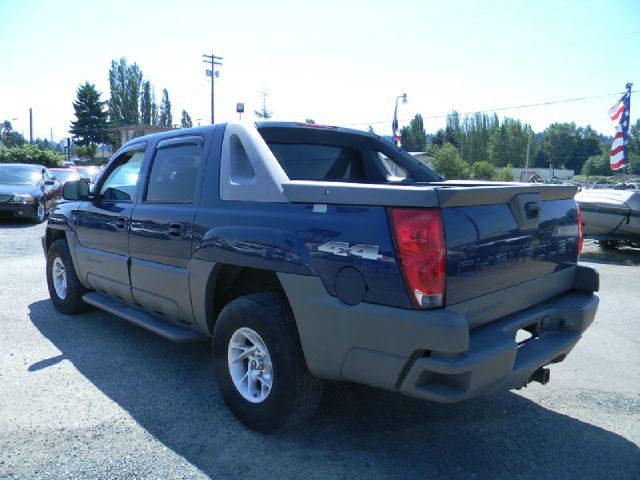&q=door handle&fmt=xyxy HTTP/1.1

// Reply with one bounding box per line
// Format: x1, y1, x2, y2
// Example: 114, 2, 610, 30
525, 202, 540, 219
115, 217, 128, 230
168, 222, 183, 236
